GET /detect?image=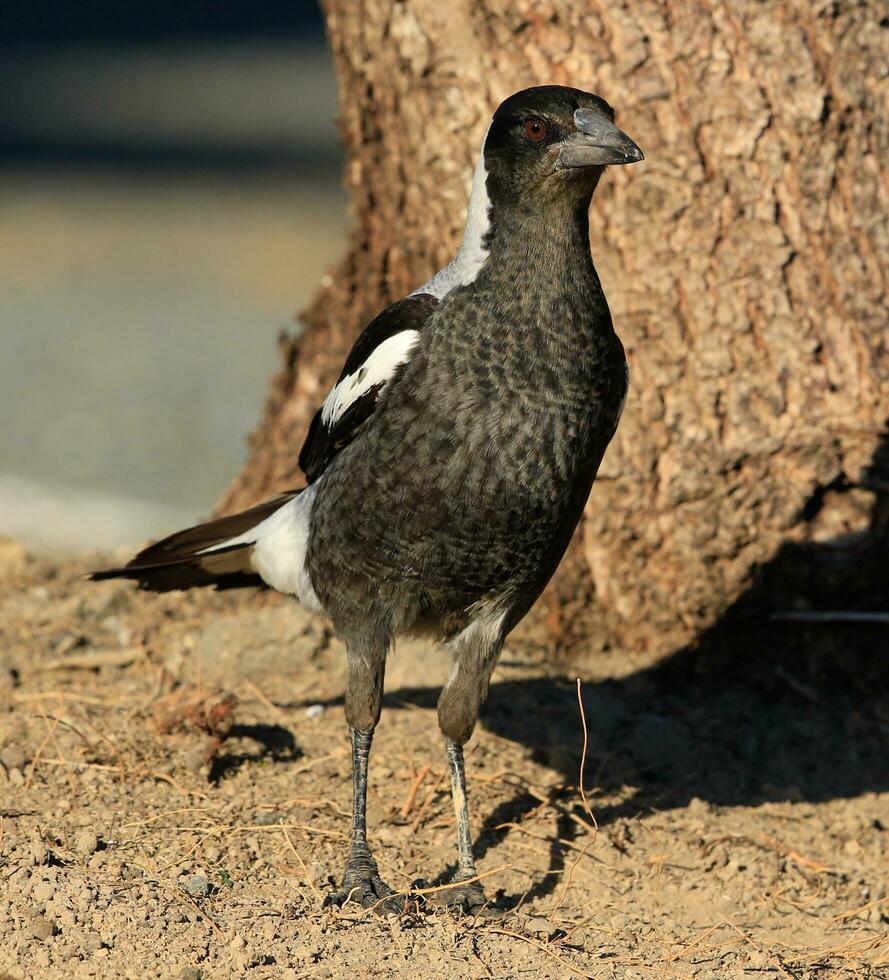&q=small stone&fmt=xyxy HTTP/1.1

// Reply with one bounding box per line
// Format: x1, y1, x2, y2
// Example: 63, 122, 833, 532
184, 875, 211, 898
8, 767, 24, 787
179, 969, 202, 980
30, 841, 48, 866
305, 704, 325, 719
75, 888, 96, 912
75, 831, 99, 857
0, 538, 28, 577
50, 632, 86, 656
524, 914, 559, 939
58, 910, 77, 929
1, 744, 27, 770
254, 811, 286, 826
30, 915, 54, 940
0, 668, 15, 695
32, 880, 55, 903
33, 946, 51, 968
